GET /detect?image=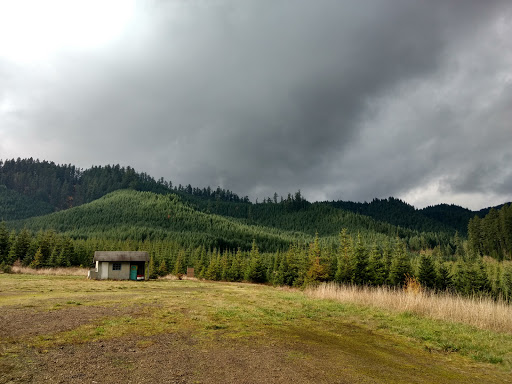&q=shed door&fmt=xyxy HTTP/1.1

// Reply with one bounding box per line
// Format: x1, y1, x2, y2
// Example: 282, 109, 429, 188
130, 265, 137, 280
101, 262, 109, 279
